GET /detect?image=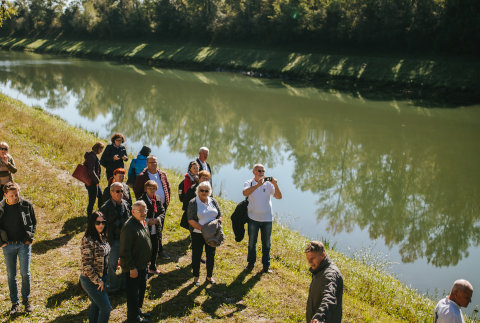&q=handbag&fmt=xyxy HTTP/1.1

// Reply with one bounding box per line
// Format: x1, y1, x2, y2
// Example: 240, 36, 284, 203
72, 164, 93, 186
